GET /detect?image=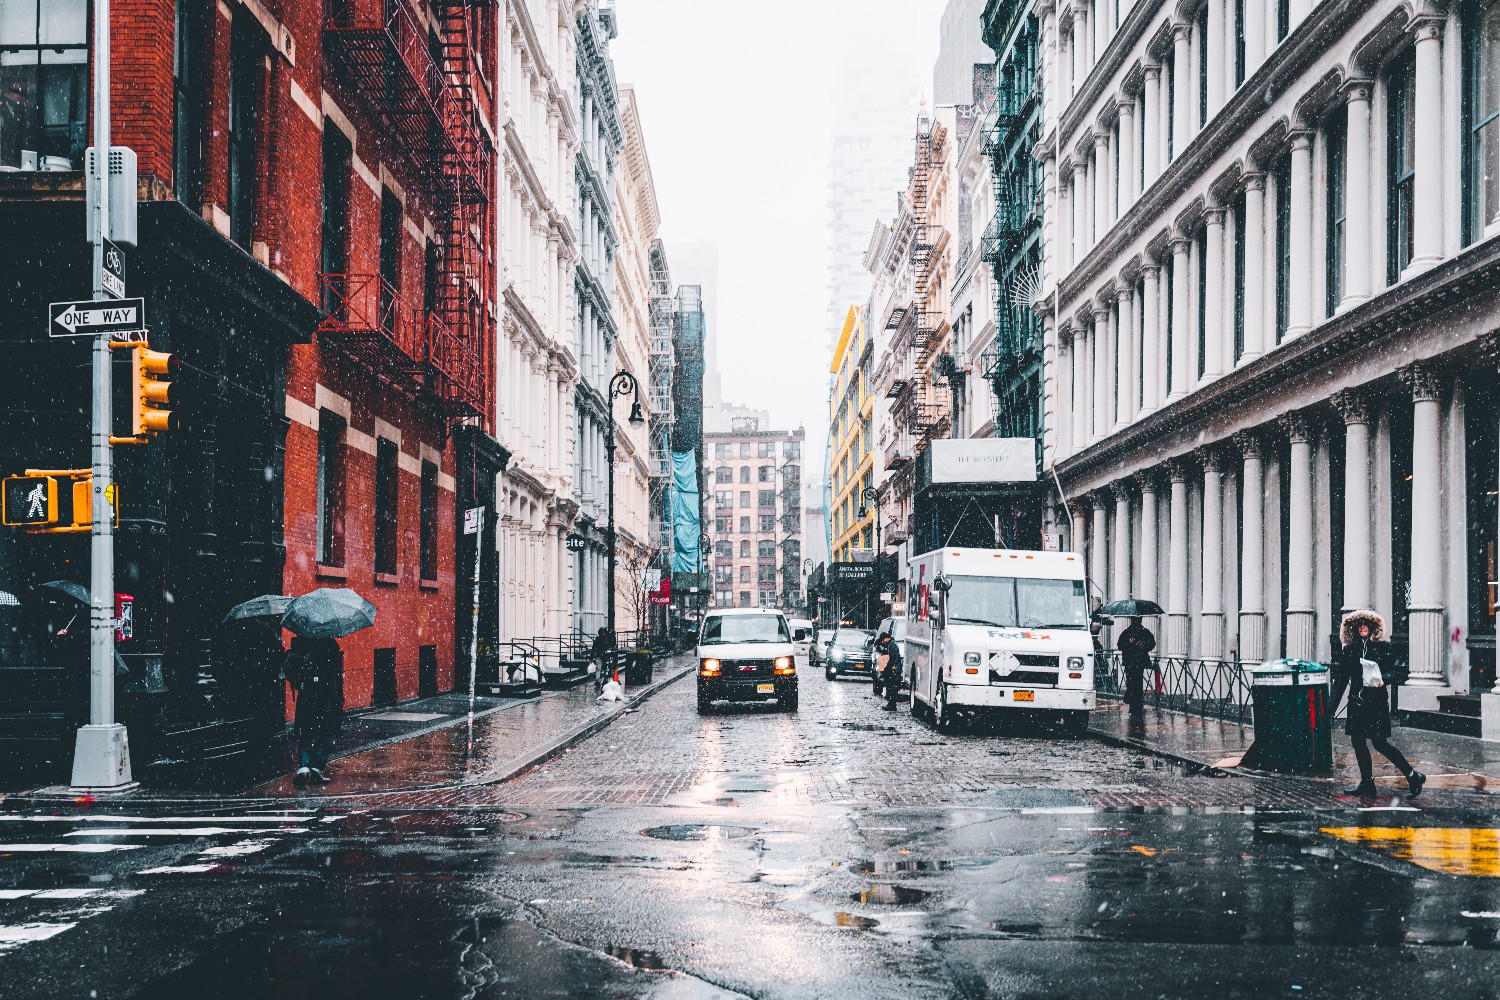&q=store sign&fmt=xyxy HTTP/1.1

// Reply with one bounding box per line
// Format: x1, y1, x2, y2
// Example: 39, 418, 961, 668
829, 562, 875, 583
928, 438, 1036, 484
